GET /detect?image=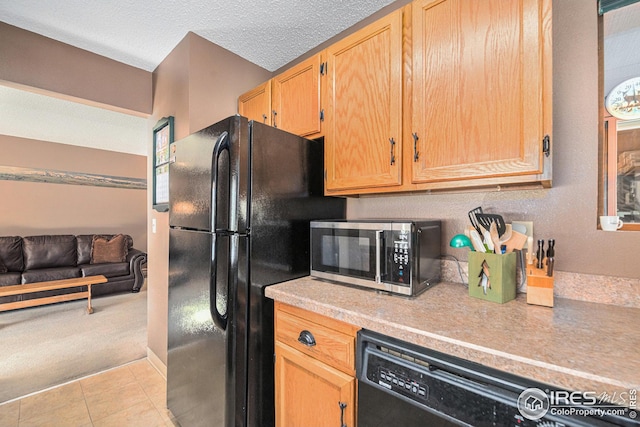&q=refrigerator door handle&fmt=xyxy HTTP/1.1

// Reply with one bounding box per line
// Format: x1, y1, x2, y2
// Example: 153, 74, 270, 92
211, 131, 230, 233
210, 233, 228, 330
